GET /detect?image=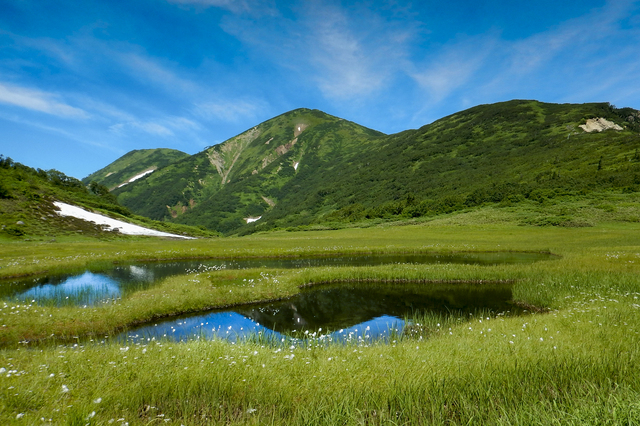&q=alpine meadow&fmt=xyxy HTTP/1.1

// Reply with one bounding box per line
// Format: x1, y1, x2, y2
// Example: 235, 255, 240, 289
1, 99, 640, 425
